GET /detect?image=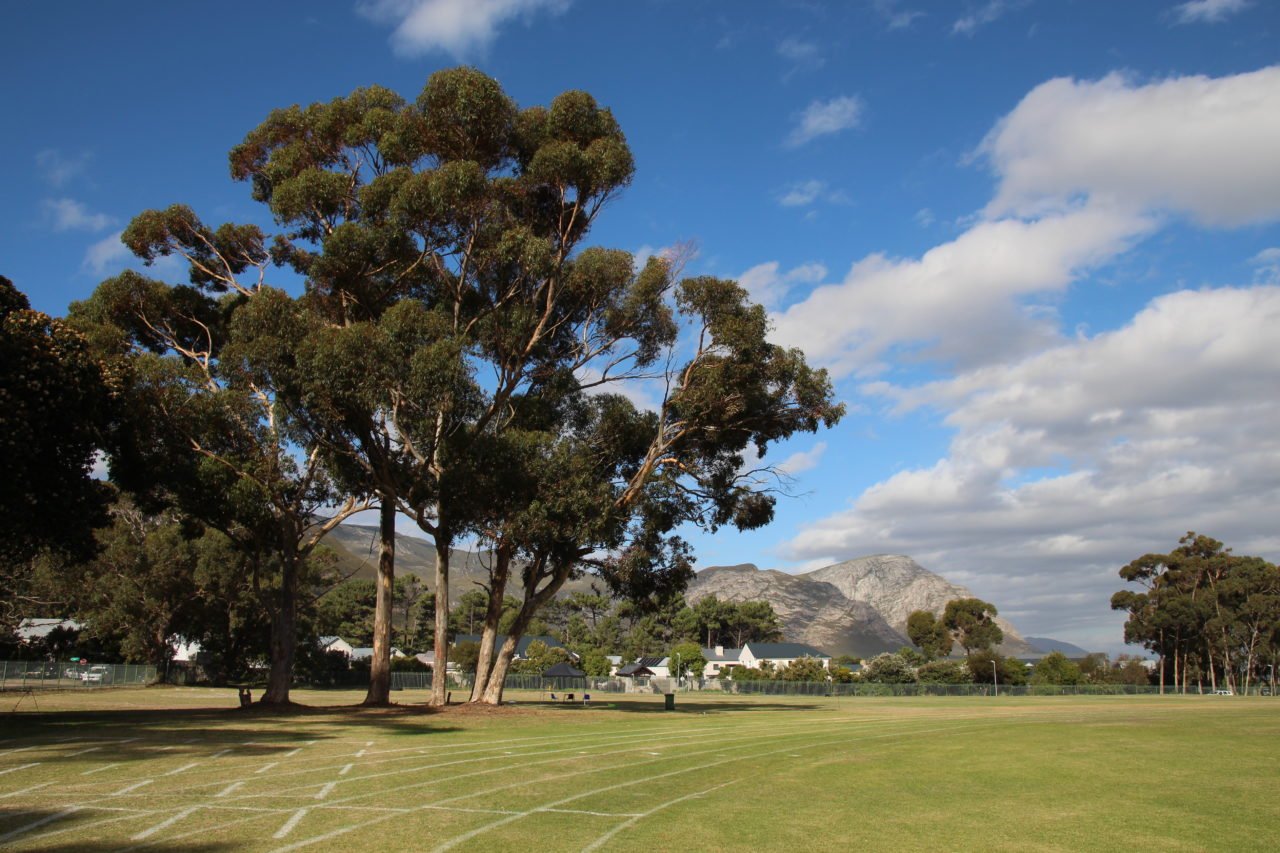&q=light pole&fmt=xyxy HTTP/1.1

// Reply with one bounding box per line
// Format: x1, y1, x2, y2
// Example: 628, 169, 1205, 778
672, 653, 681, 691
992, 660, 998, 697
